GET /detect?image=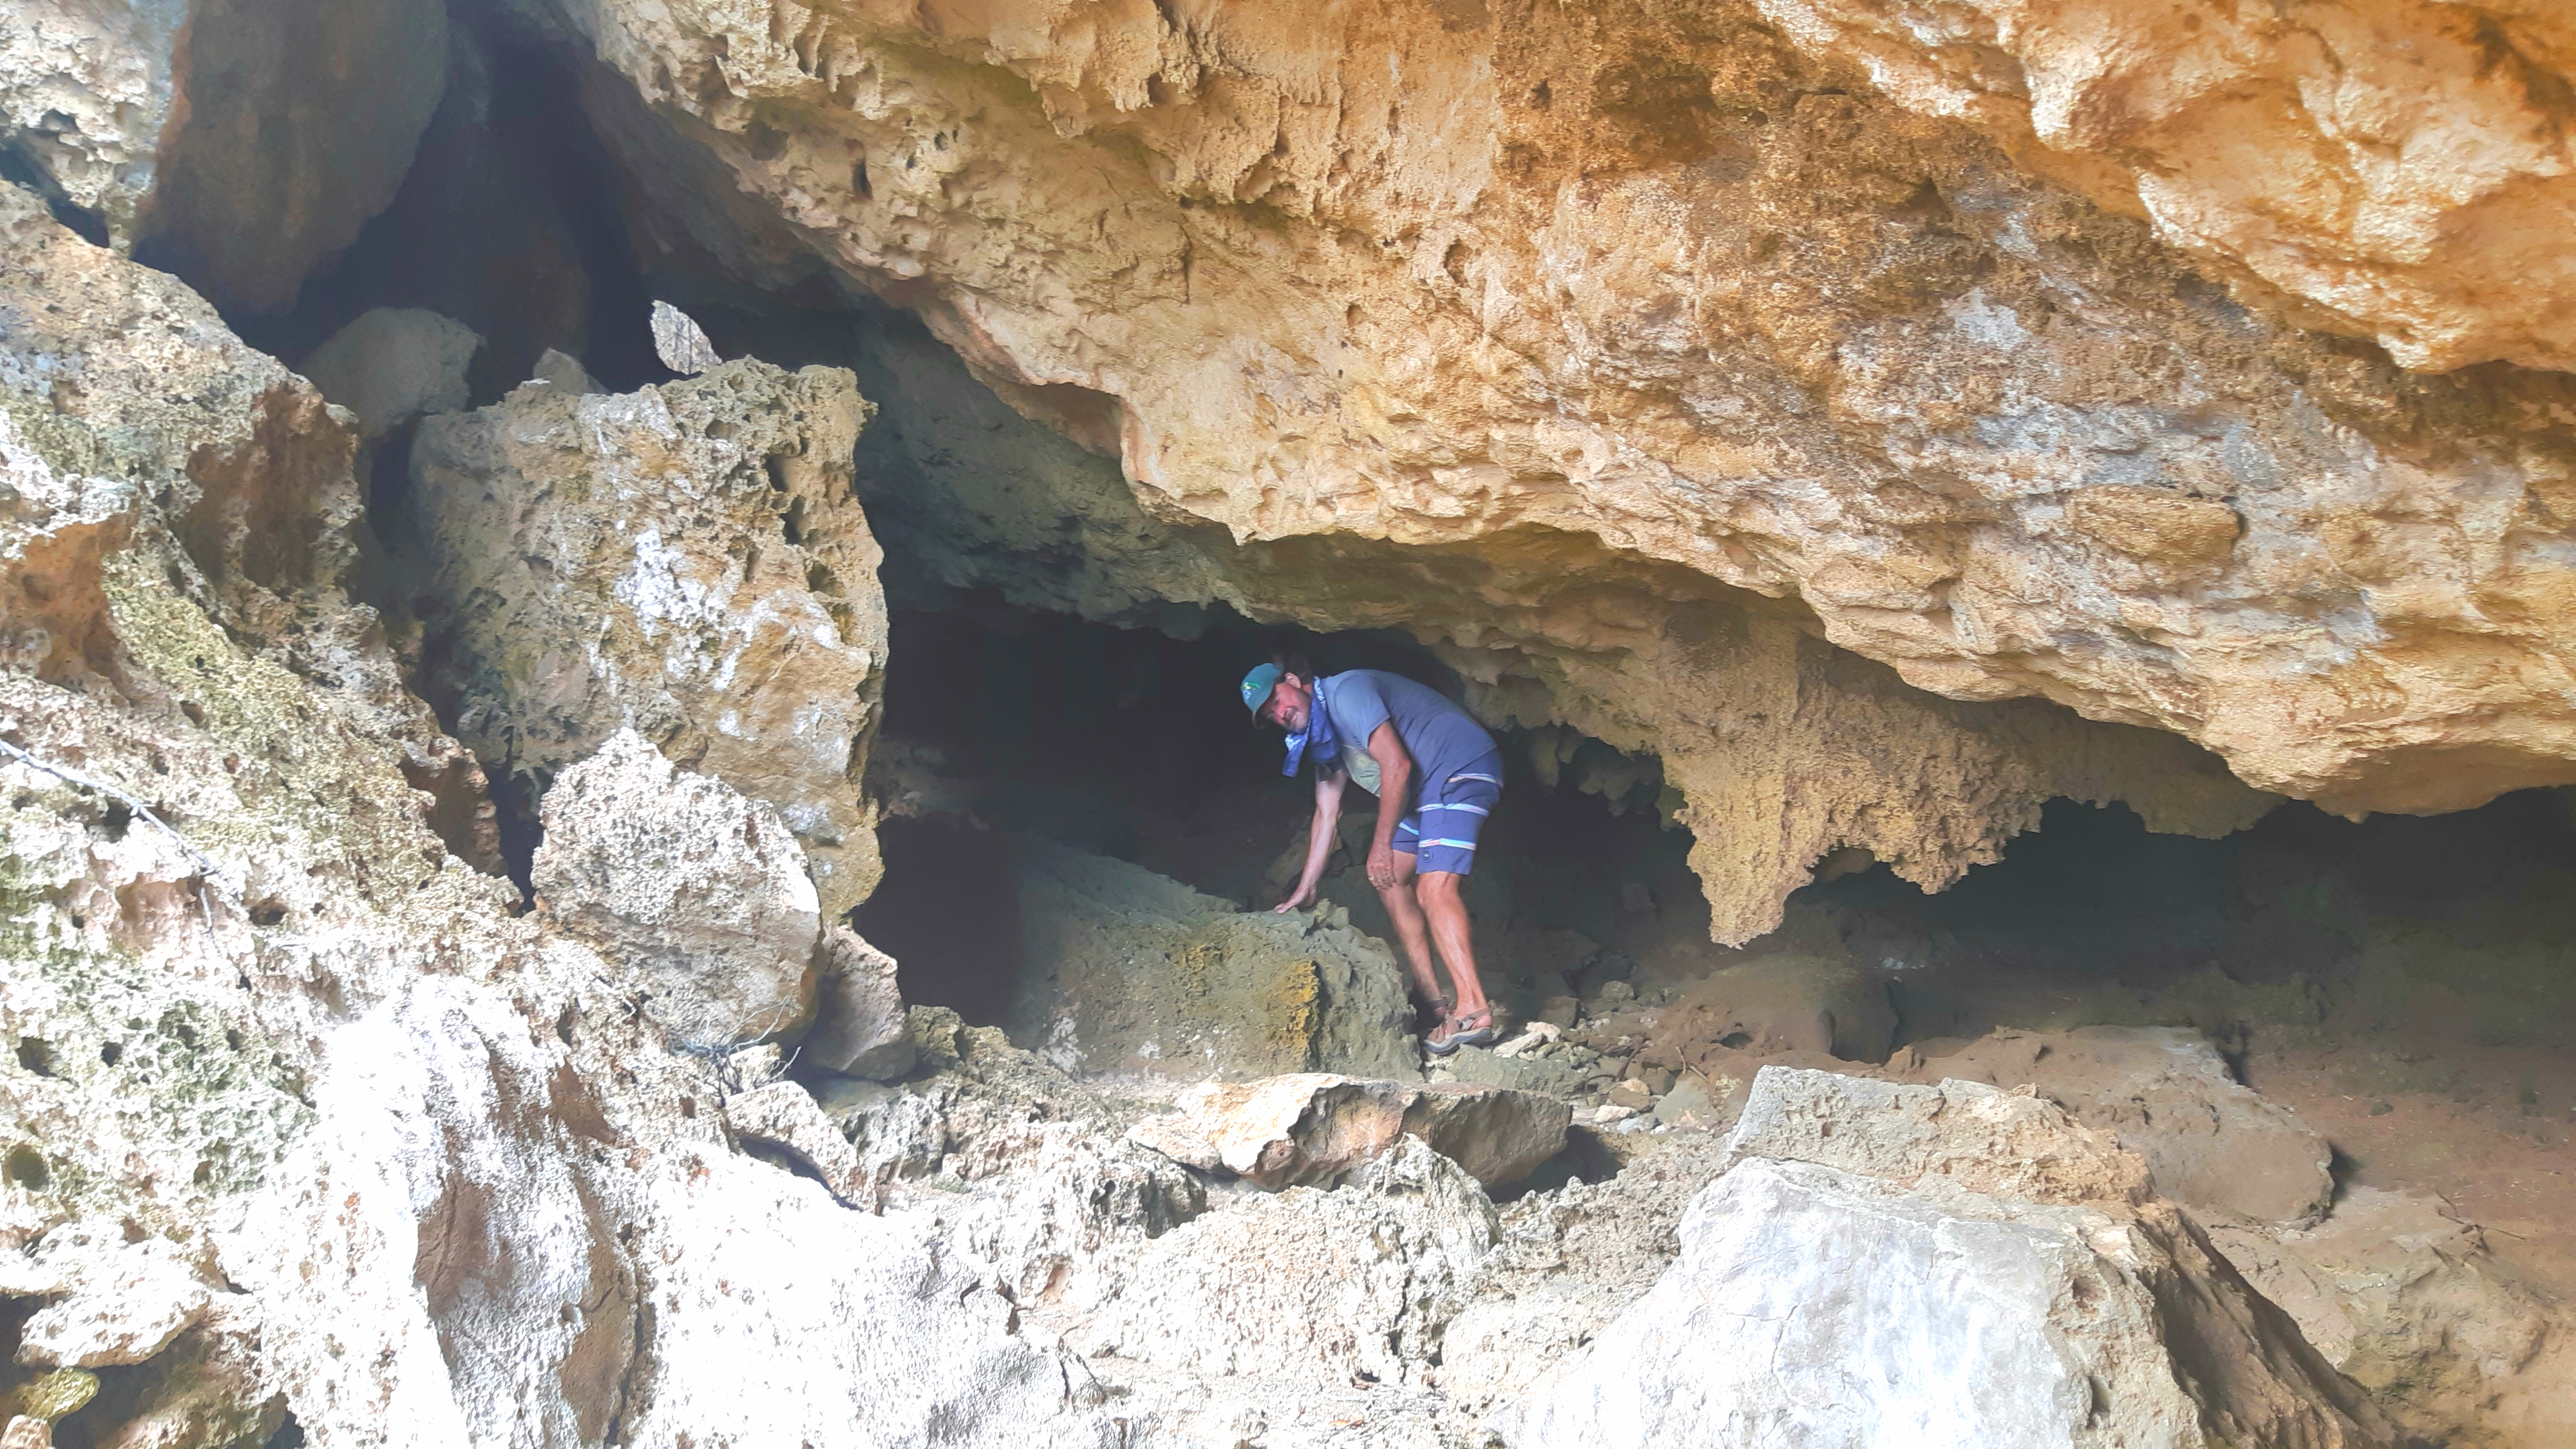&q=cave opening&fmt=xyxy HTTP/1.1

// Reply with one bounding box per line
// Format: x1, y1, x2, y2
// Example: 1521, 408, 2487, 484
858, 596, 1702, 1027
